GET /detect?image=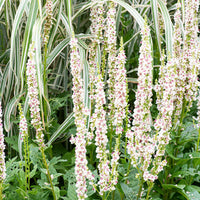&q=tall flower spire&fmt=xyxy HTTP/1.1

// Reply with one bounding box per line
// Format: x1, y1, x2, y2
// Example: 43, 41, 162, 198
105, 2, 117, 122
70, 35, 94, 200
172, 2, 184, 125
43, 0, 53, 45
26, 43, 45, 149
183, 0, 199, 109
90, 69, 111, 195
127, 19, 156, 181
